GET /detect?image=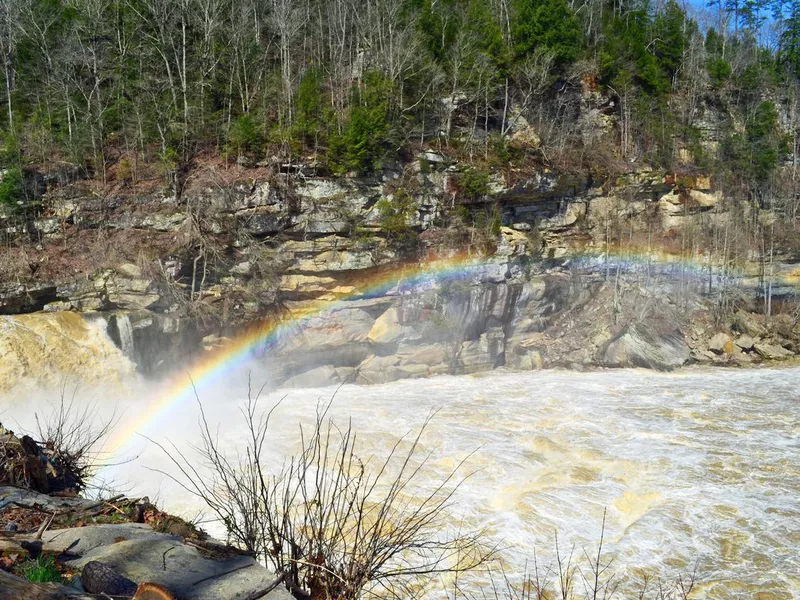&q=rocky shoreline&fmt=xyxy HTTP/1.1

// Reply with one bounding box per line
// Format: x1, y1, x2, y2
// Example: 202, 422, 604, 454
0, 424, 290, 600
1, 267, 797, 395
0, 158, 798, 389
